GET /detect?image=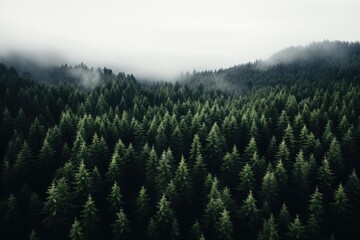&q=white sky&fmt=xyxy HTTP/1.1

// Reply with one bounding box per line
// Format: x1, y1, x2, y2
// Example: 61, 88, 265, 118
1, 0, 360, 78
